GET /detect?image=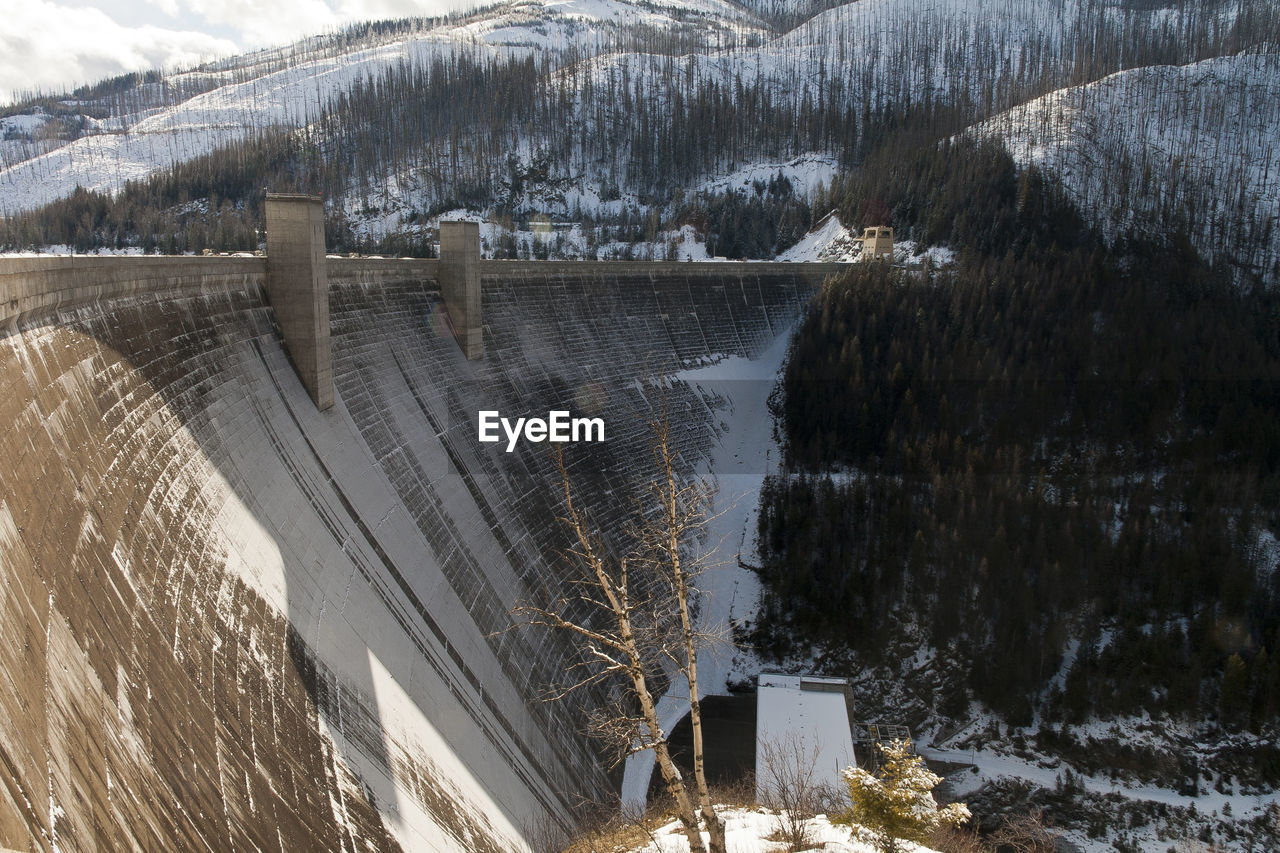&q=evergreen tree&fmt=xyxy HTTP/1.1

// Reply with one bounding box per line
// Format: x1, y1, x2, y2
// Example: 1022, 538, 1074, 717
835, 740, 970, 853
1221, 653, 1249, 729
